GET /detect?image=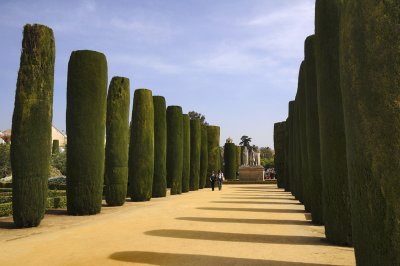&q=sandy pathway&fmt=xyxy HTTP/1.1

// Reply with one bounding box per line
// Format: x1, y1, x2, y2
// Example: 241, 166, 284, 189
0, 184, 355, 265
